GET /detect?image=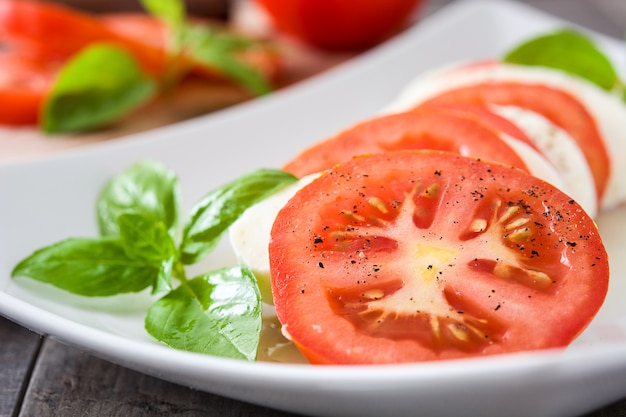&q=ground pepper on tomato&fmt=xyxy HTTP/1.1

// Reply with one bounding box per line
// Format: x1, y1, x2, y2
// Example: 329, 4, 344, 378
269, 150, 609, 365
